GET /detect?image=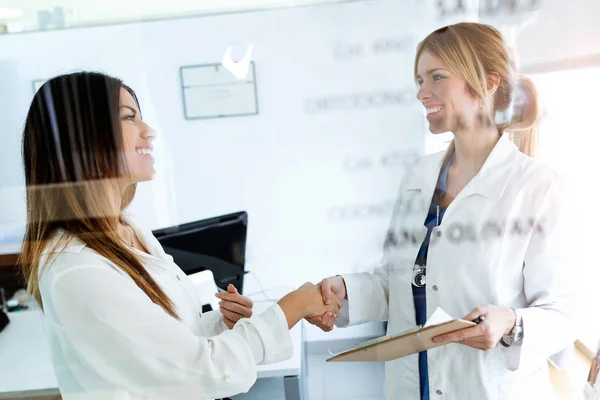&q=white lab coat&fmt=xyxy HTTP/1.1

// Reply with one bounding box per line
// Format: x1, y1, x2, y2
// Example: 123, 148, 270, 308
38, 215, 292, 400
337, 134, 582, 400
